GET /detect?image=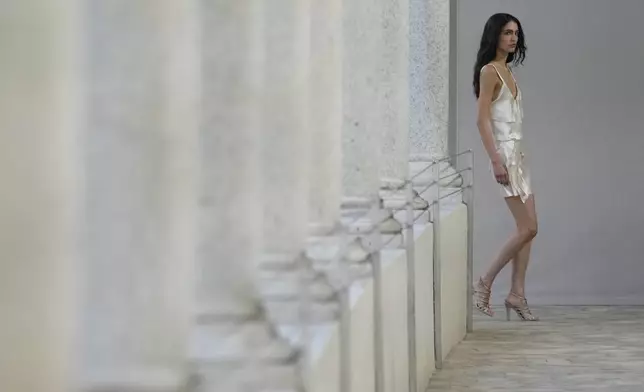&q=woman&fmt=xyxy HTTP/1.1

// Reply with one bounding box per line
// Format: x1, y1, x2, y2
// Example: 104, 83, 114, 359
472, 13, 539, 321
